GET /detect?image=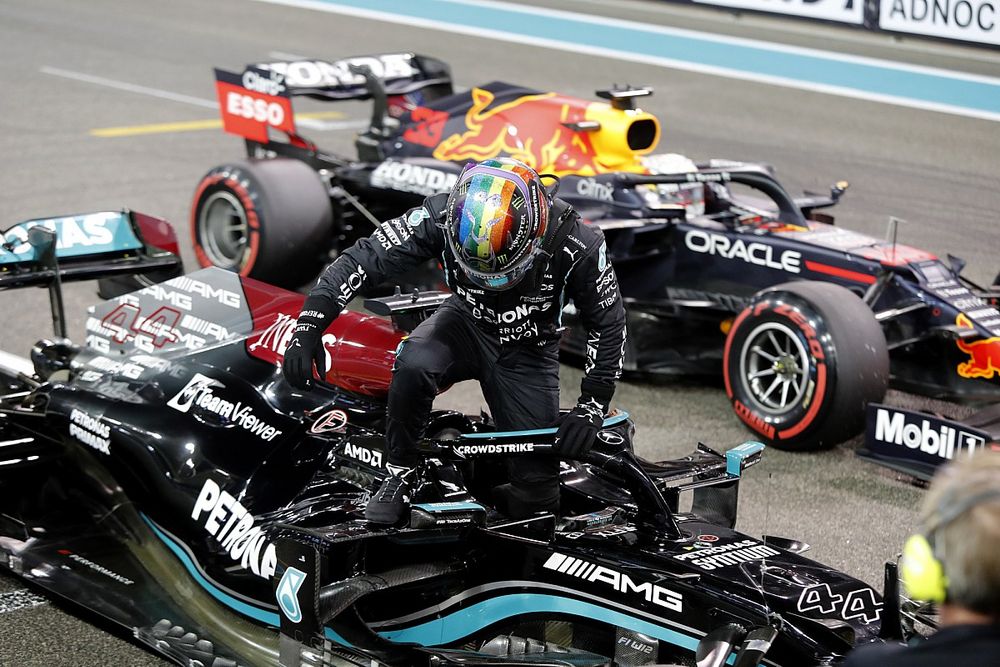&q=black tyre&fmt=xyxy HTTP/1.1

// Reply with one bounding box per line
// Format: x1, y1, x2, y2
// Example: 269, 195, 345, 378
723, 281, 889, 451
191, 159, 332, 288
